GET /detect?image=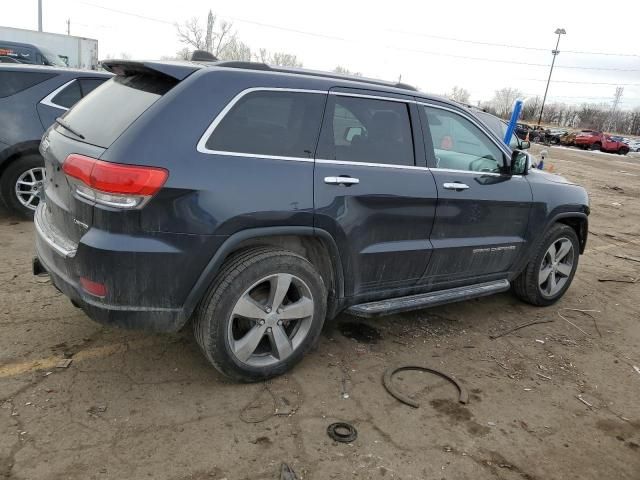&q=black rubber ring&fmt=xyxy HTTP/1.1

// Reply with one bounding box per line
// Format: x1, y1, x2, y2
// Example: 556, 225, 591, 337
327, 422, 357, 443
